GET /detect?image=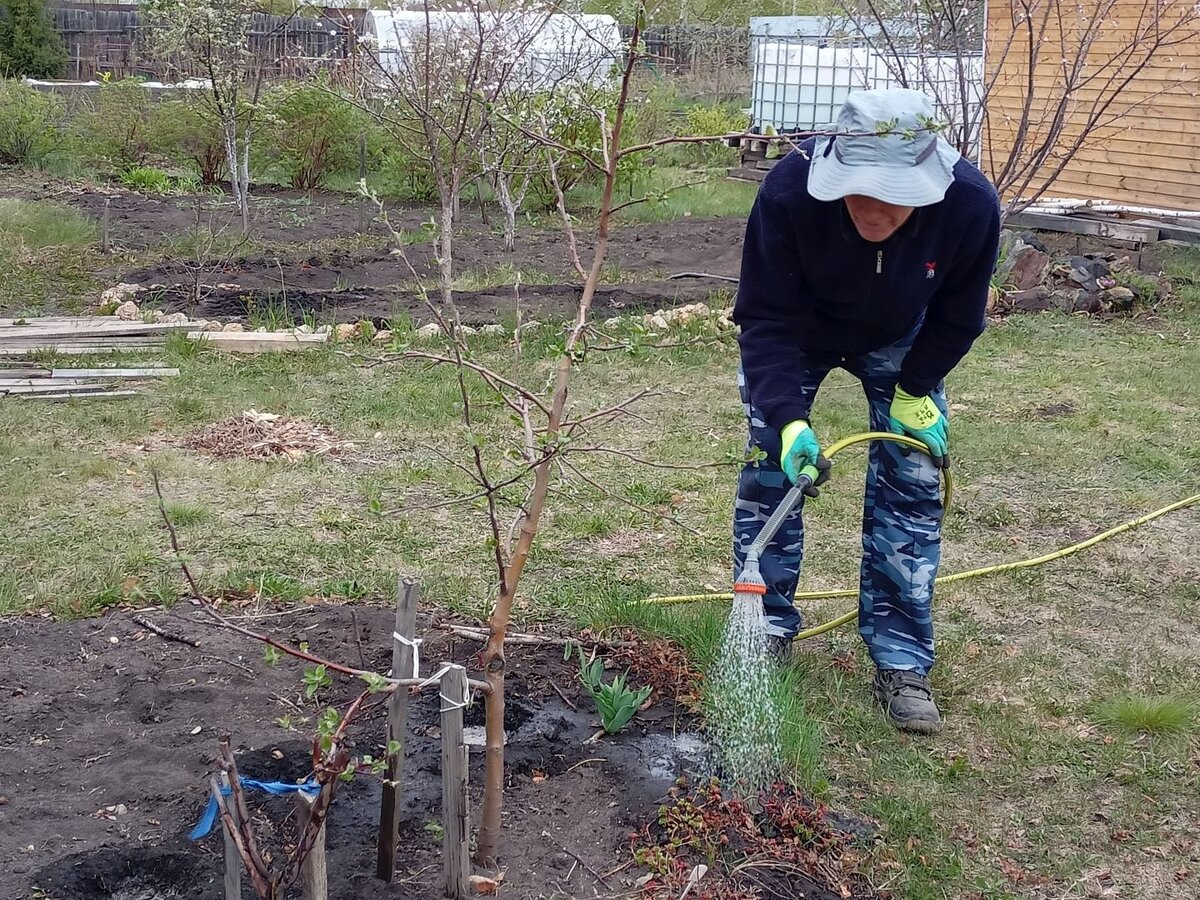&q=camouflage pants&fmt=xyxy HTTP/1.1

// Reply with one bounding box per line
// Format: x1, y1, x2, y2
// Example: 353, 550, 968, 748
733, 330, 946, 675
